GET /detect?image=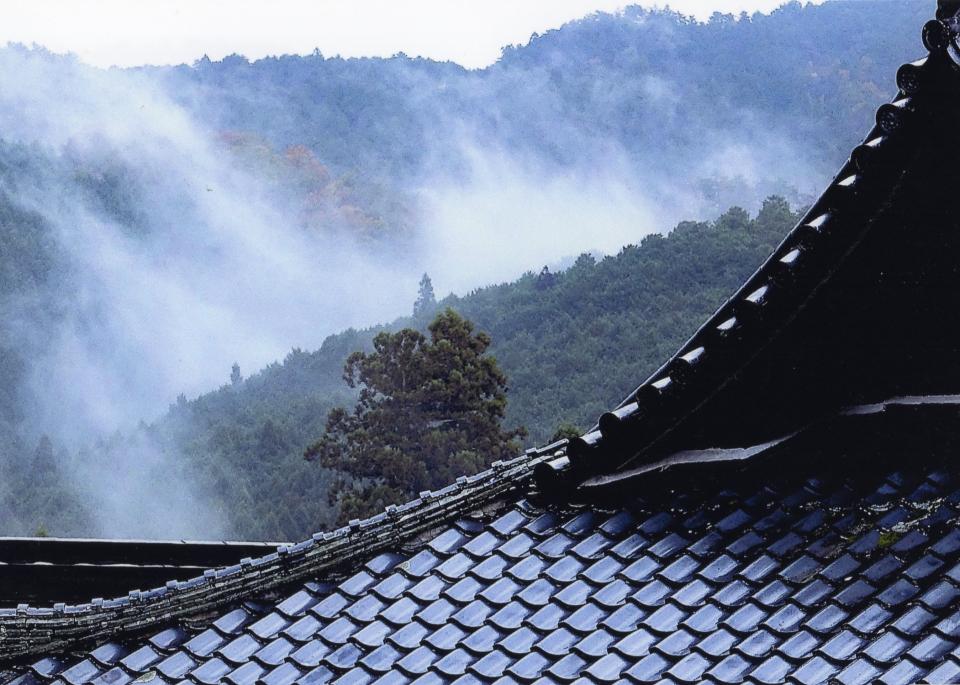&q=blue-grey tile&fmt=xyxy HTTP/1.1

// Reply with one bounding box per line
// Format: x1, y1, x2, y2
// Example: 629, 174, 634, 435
254, 637, 295, 666
611, 627, 657, 658
471, 649, 513, 679
319, 618, 360, 645
818, 628, 863, 661
499, 626, 539, 656
490, 601, 534, 631
584, 653, 630, 682
360, 644, 404, 673
291, 640, 332, 668
424, 623, 467, 652
863, 631, 911, 663
388, 622, 430, 649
